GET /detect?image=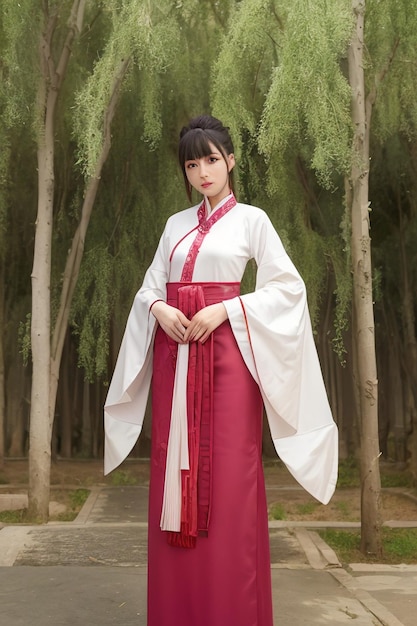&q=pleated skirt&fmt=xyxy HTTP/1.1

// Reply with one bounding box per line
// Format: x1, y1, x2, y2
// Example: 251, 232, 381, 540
148, 292, 274, 626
